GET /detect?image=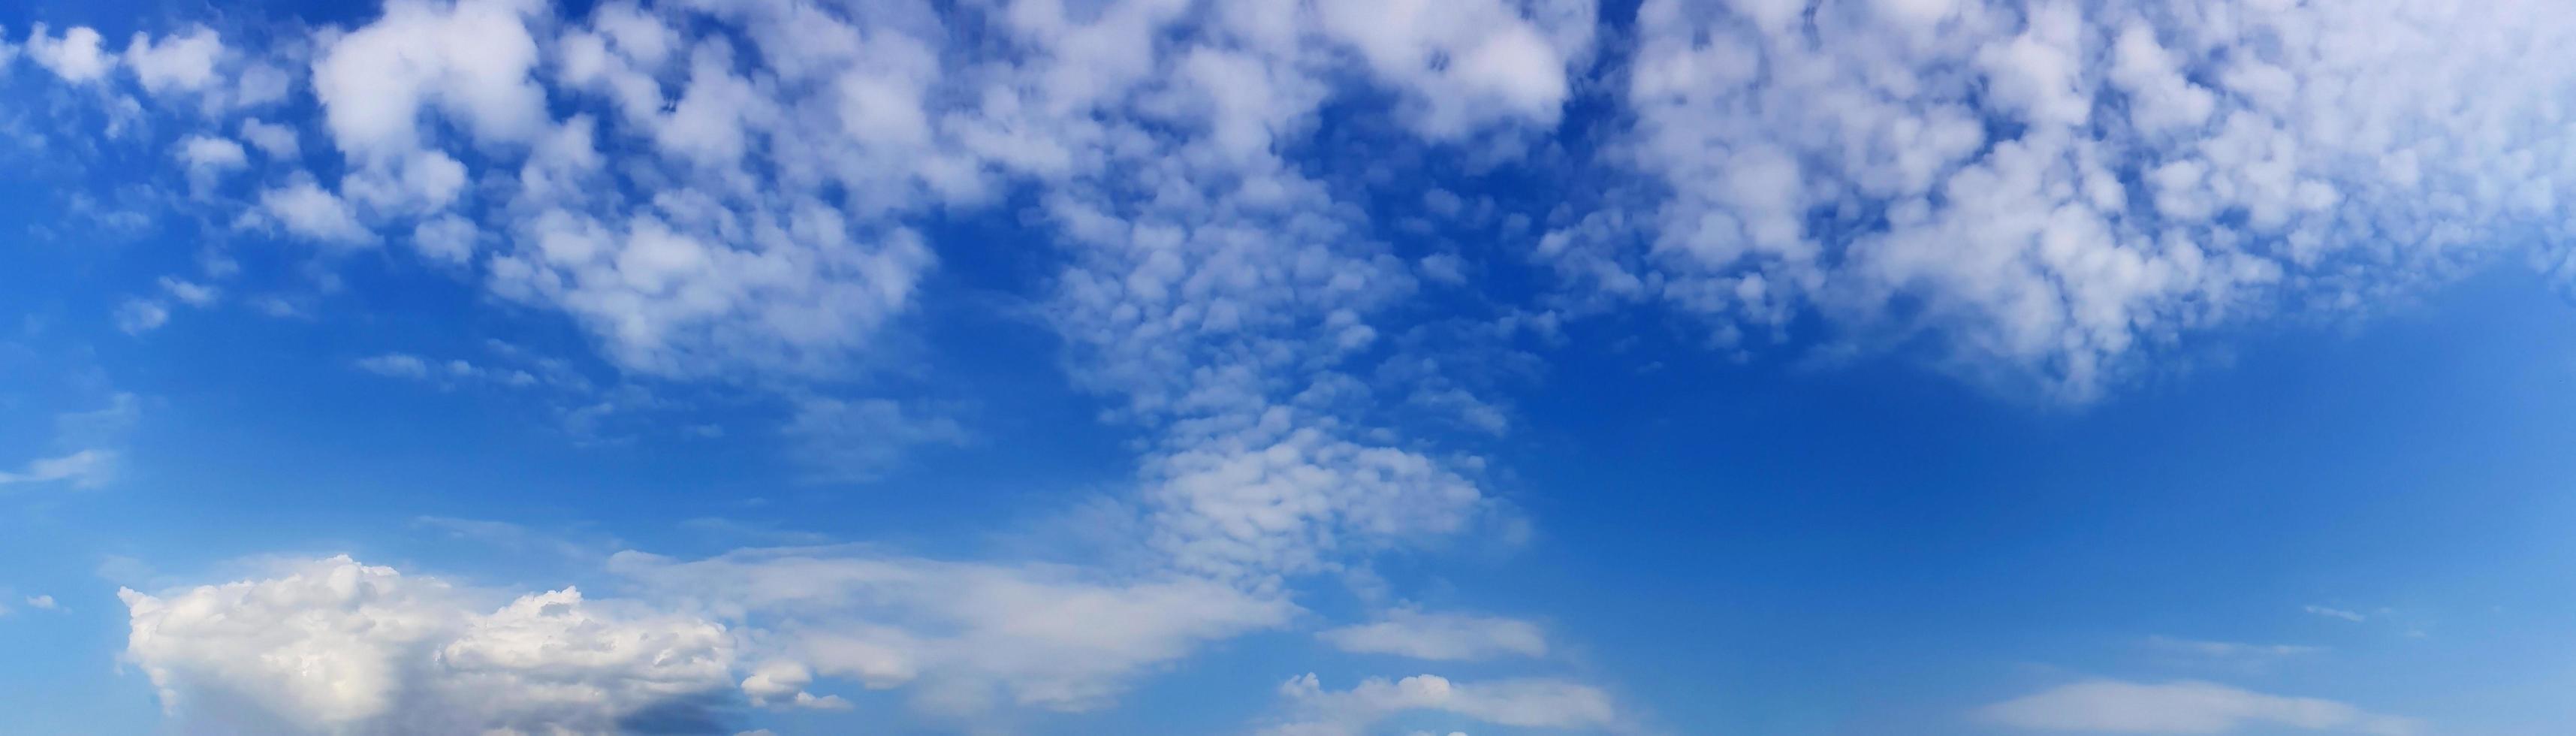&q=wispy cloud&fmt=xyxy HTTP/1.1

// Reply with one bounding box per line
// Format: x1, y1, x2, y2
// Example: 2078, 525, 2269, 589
1979, 679, 2421, 735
